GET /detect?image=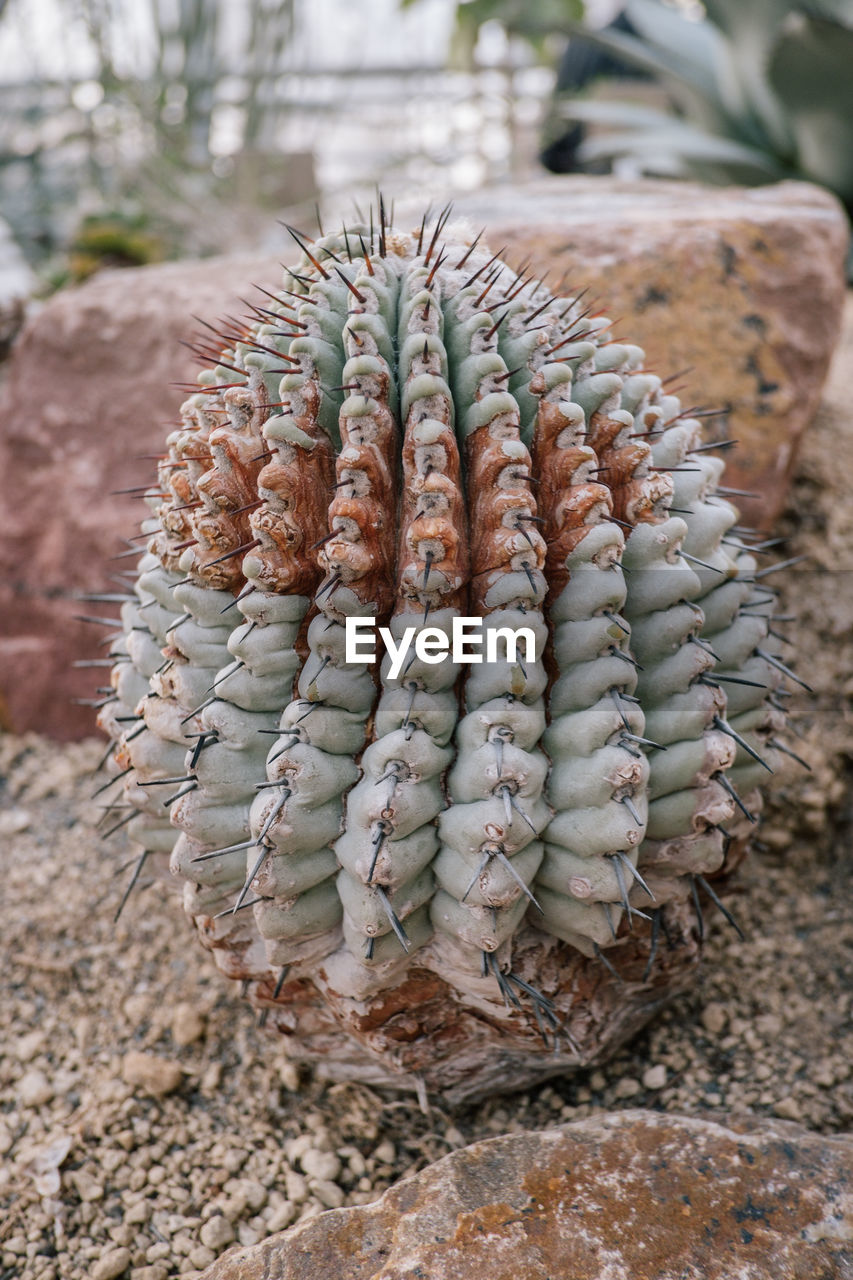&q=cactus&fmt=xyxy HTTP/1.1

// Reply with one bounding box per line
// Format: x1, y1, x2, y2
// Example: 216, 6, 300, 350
92, 208, 804, 1102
